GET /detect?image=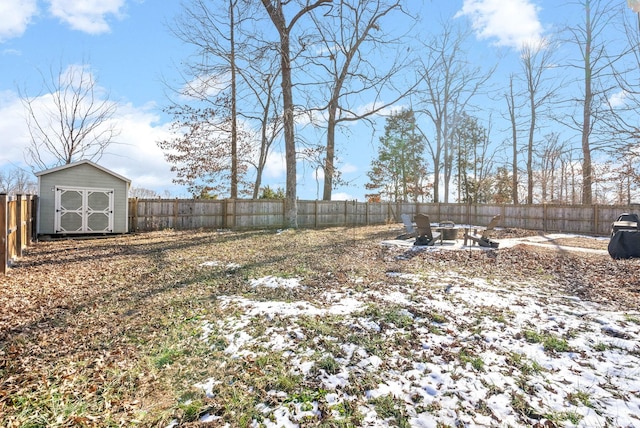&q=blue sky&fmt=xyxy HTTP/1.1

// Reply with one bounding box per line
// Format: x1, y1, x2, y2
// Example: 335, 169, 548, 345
0, 0, 634, 200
